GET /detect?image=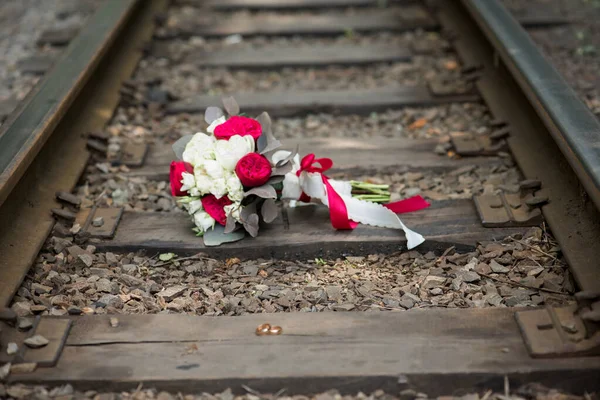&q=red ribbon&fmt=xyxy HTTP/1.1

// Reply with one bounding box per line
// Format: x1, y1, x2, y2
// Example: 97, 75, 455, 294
384, 195, 430, 214
296, 154, 431, 229
297, 154, 358, 230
